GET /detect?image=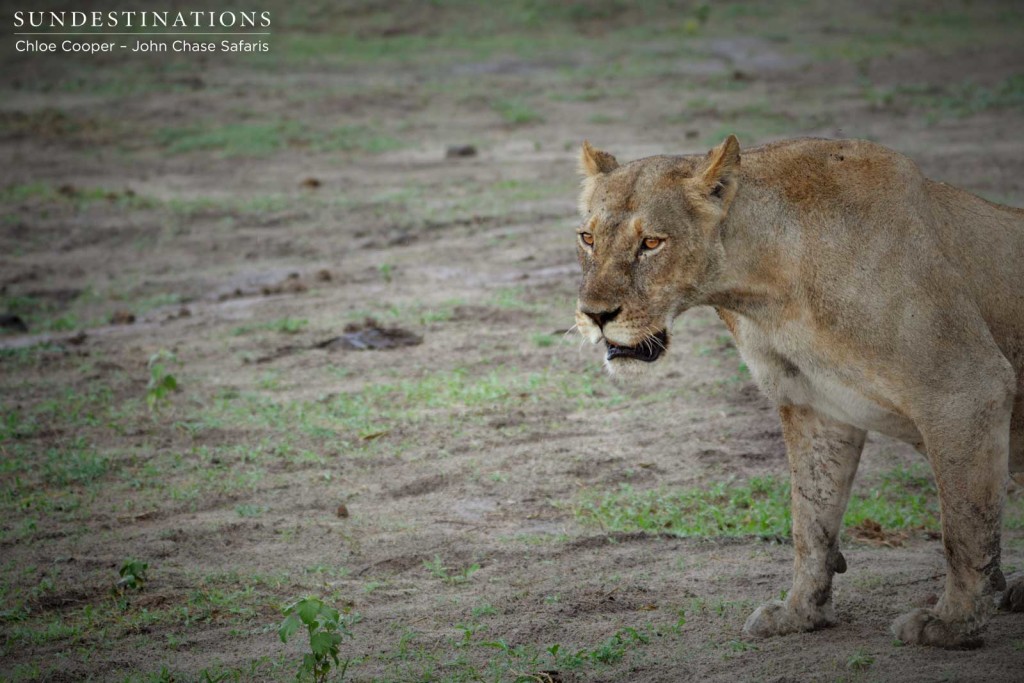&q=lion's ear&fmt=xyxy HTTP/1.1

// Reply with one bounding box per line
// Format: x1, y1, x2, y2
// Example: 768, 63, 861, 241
698, 134, 740, 201
579, 141, 619, 176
